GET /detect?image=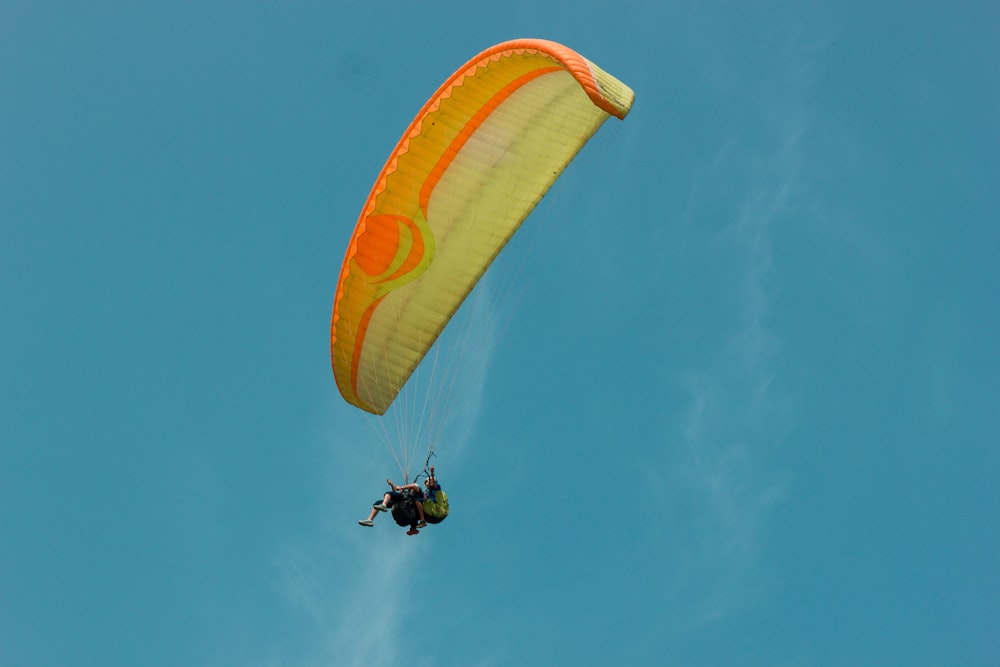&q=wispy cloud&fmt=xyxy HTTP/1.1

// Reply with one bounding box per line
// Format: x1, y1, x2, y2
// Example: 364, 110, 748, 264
268, 285, 506, 667
274, 533, 416, 667
654, 83, 808, 629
